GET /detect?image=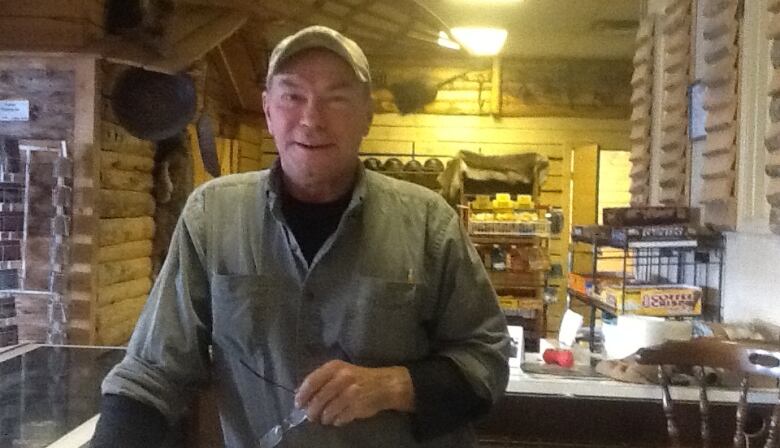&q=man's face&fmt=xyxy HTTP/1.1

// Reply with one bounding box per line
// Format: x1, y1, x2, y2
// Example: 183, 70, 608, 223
263, 48, 373, 192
